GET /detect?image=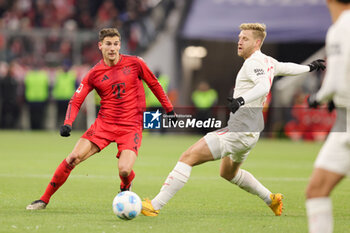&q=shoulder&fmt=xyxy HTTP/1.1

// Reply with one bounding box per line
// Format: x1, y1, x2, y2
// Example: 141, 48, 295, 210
89, 60, 105, 73
328, 11, 350, 39
121, 54, 144, 63
83, 60, 105, 82
245, 52, 266, 69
